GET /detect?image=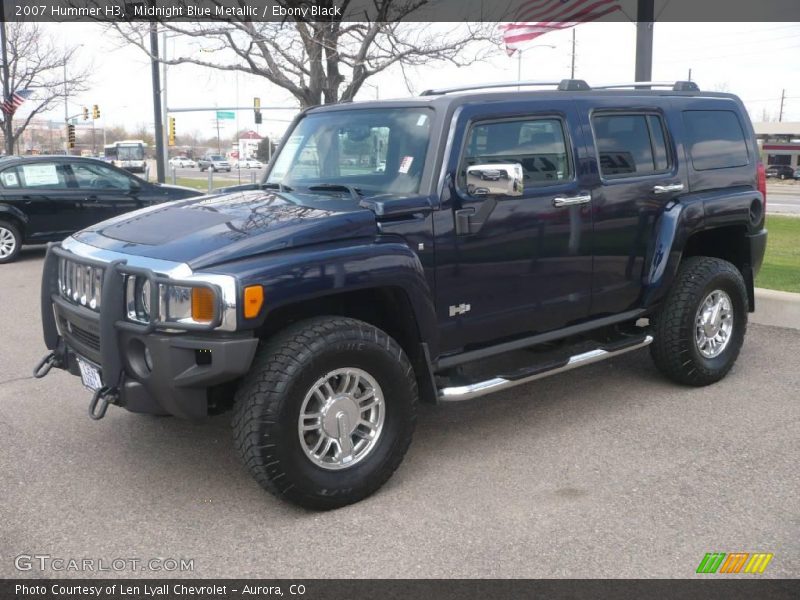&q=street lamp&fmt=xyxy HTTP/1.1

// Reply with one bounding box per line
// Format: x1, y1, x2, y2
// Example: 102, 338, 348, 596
517, 44, 556, 83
